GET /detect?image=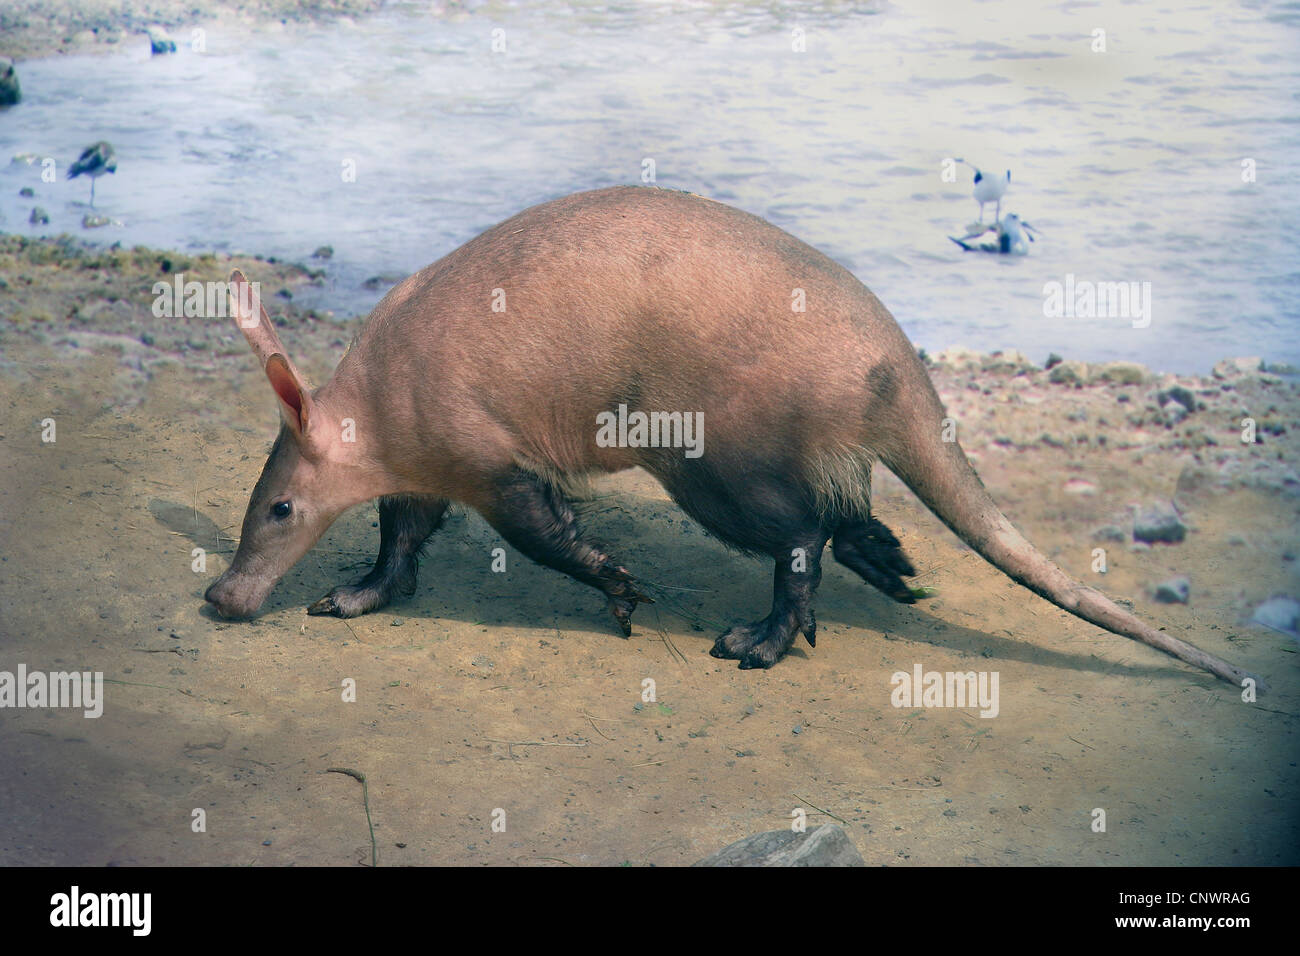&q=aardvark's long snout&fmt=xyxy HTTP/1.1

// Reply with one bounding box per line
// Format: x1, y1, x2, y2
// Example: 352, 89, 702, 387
204, 572, 269, 619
